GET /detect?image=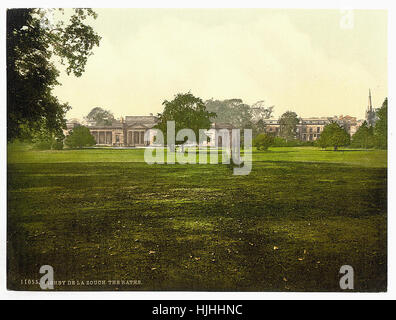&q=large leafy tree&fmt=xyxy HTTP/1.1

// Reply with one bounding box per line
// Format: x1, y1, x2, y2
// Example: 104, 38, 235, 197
85, 107, 115, 126
374, 98, 387, 149
279, 111, 299, 141
351, 121, 374, 149
317, 122, 350, 151
156, 93, 216, 148
7, 8, 101, 141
